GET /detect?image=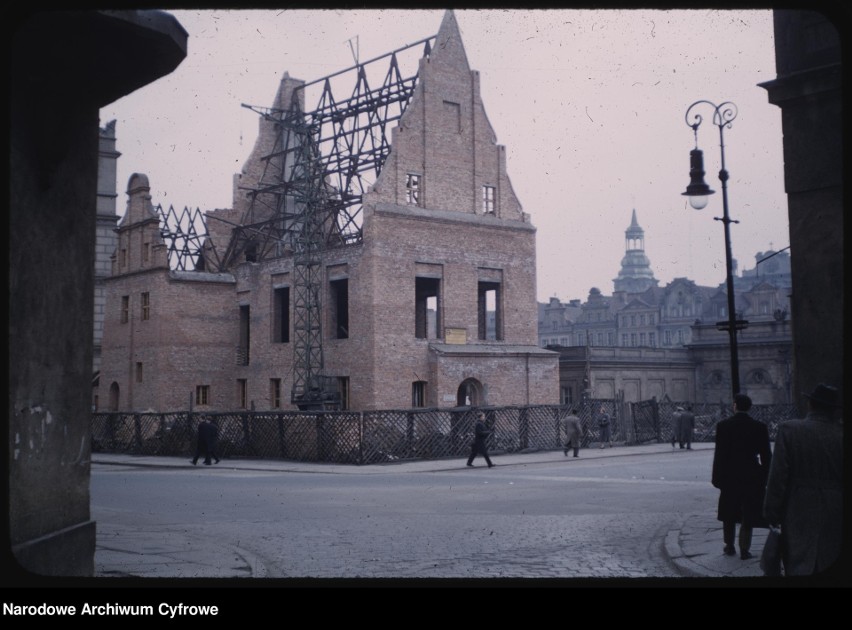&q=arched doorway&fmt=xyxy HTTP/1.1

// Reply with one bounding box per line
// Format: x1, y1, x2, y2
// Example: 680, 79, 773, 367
108, 382, 120, 411
456, 378, 484, 407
